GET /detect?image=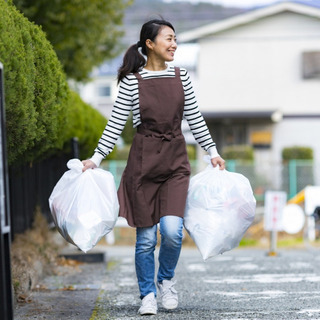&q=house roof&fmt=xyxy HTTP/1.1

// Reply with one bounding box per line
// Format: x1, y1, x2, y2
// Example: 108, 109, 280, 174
179, 1, 320, 43
202, 110, 283, 123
